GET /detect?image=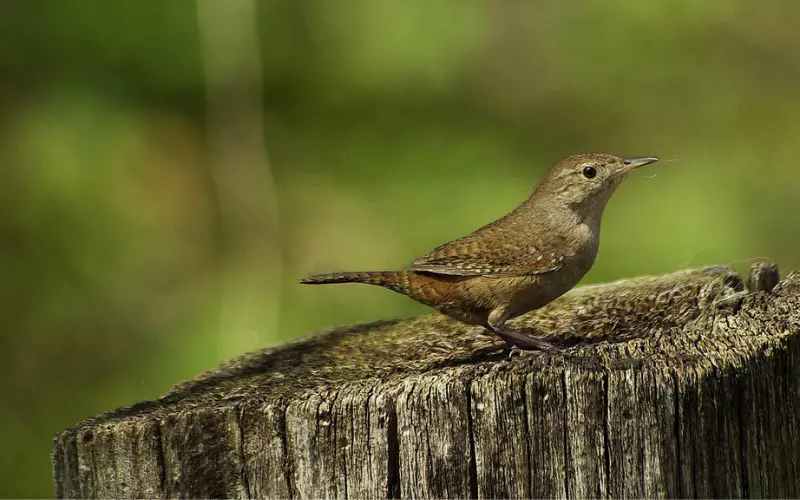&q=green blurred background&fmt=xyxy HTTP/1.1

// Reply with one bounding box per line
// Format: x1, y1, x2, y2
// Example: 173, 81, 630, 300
2, 0, 799, 495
